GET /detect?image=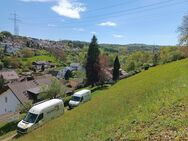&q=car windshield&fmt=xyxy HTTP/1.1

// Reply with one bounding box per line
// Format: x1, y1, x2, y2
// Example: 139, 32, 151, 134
71, 96, 81, 102
23, 112, 38, 123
